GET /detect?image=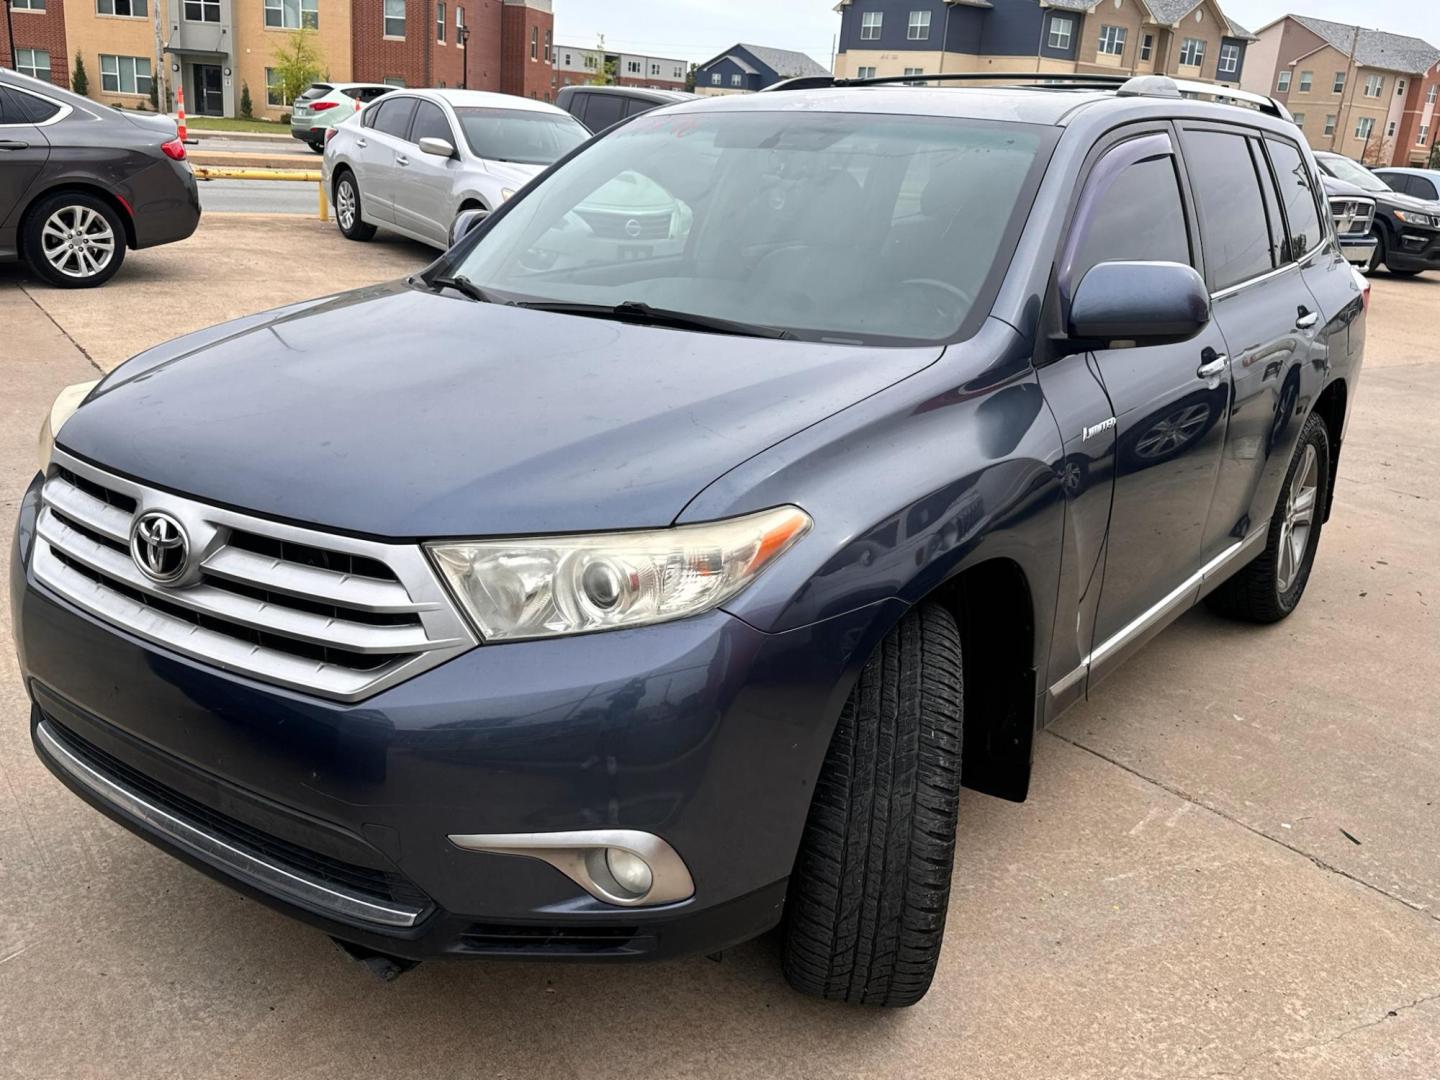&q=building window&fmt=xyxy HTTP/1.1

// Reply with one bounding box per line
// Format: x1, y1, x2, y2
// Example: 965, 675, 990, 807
383, 76, 407, 87
1429, 86, 1438, 105
98, 0, 148, 16
584, 55, 597, 69
1387, 121, 1396, 136
1098, 25, 1127, 57
710, 72, 721, 84
1354, 116, 1374, 139
1323, 113, 1336, 136
545, 30, 551, 62
1363, 74, 1383, 97
730, 73, 742, 86
860, 11, 882, 40
903, 66, 924, 83
456, 7, 464, 47
1218, 43, 1239, 76
12, 0, 46, 9
100, 53, 152, 94
184, 0, 219, 22
383, 0, 405, 38
627, 60, 640, 74
16, 48, 51, 81
907, 10, 930, 41
1420, 125, 1430, 147
531, 27, 539, 60
1292, 112, 1305, 128
435, 1, 445, 41
1299, 71, 1312, 92
1139, 33, 1153, 62
856, 66, 877, 79
1048, 15, 1073, 51
1397, 78, 1406, 96
674, 66, 684, 80
1332, 71, 1345, 93
265, 67, 286, 106
1277, 70, 1291, 92
1178, 38, 1205, 68
265, 0, 318, 30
